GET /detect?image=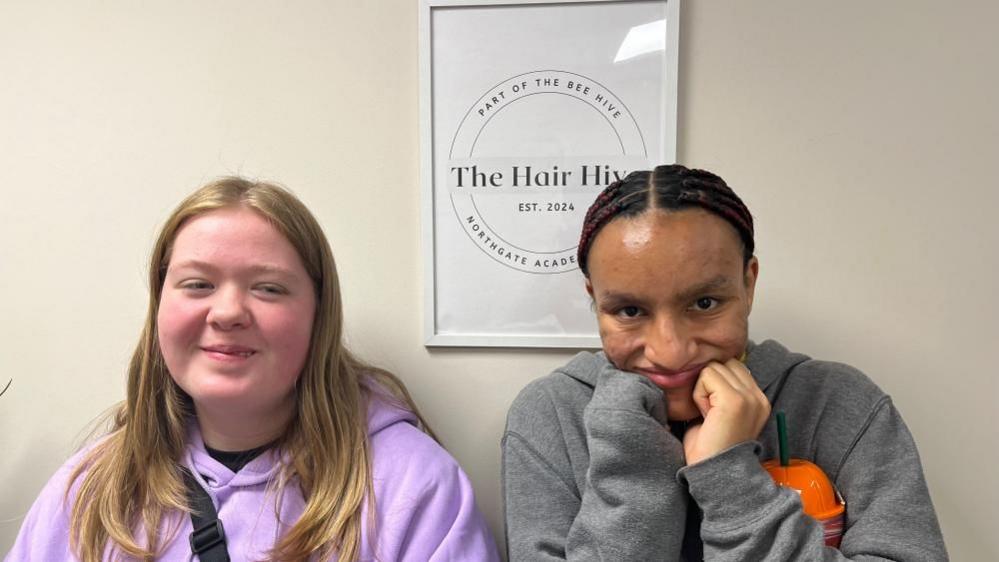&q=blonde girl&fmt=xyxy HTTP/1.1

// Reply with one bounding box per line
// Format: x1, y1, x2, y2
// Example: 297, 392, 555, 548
7, 177, 499, 561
